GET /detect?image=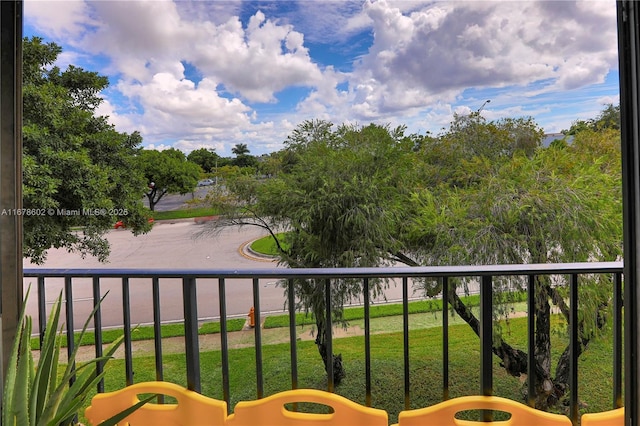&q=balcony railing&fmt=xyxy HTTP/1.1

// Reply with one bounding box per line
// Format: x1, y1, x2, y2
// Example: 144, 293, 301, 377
24, 262, 624, 424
